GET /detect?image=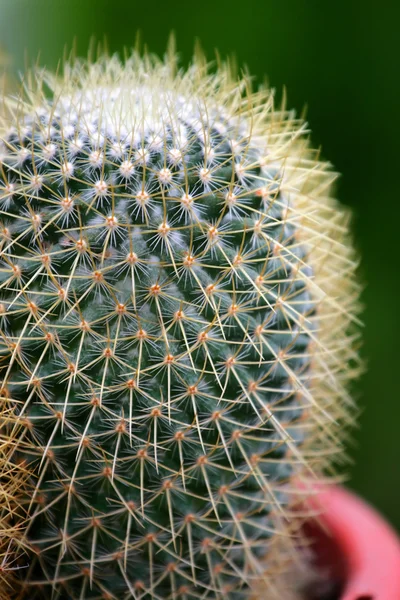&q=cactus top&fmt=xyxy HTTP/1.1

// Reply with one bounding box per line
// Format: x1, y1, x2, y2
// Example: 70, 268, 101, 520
0, 50, 361, 599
